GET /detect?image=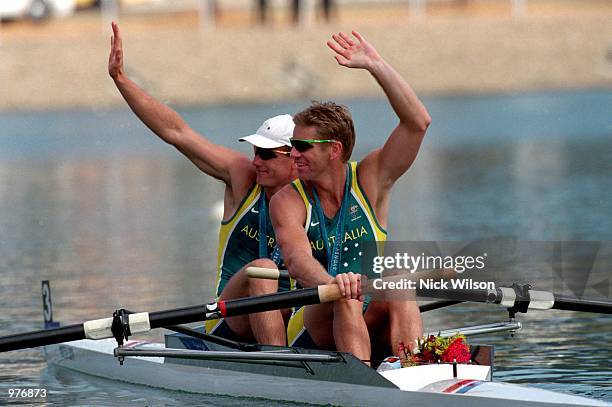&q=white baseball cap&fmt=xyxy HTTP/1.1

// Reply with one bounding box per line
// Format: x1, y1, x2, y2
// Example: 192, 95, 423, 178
239, 114, 294, 148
